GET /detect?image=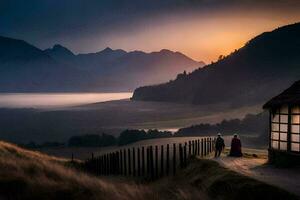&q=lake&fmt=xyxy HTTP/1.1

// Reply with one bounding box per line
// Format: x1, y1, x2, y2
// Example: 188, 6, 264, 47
0, 92, 133, 109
